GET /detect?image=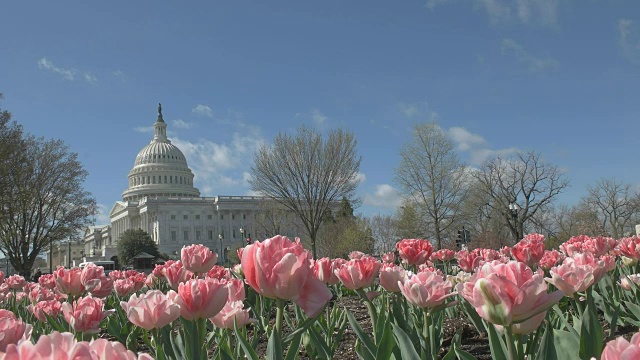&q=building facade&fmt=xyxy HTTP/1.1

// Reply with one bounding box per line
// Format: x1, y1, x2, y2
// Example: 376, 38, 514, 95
81, 104, 302, 265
